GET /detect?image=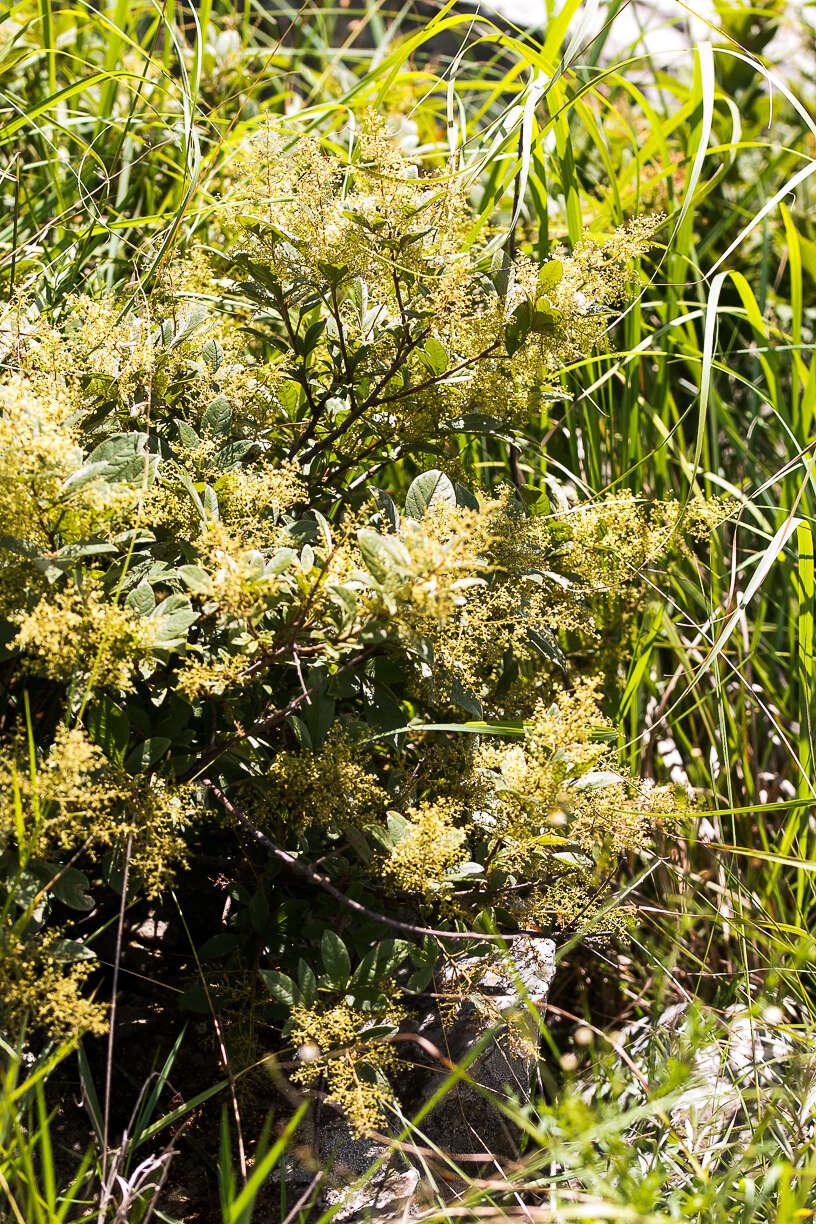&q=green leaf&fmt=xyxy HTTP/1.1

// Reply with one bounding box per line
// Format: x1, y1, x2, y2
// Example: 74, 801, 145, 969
50, 938, 96, 963
50, 866, 94, 911
404, 470, 456, 520
351, 939, 412, 986
203, 485, 219, 522
491, 248, 513, 297
260, 970, 300, 1008
178, 984, 212, 1014
297, 959, 317, 1006
202, 338, 224, 372
154, 318, 175, 348
530, 831, 575, 847
86, 697, 129, 763
368, 685, 405, 734
406, 963, 435, 992
200, 933, 239, 958
177, 420, 201, 449
320, 930, 351, 987
455, 482, 480, 510
286, 520, 319, 546
528, 627, 567, 673
248, 890, 269, 932
505, 300, 531, 357
124, 737, 171, 773
571, 770, 625, 792
303, 691, 335, 749
537, 259, 563, 294
316, 260, 349, 286
530, 301, 562, 337
150, 594, 198, 647
357, 1022, 399, 1042
357, 528, 412, 583
552, 849, 594, 870
420, 337, 448, 376
288, 715, 312, 749
169, 305, 208, 349
446, 861, 483, 881
178, 565, 214, 596
450, 676, 483, 718
201, 395, 232, 438
302, 320, 327, 353
371, 489, 400, 532
266, 548, 297, 577
342, 823, 373, 864
386, 811, 409, 845
213, 441, 254, 472
126, 580, 155, 617
312, 509, 333, 551
175, 466, 206, 522
32, 541, 117, 583
85, 432, 147, 482
62, 461, 111, 494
